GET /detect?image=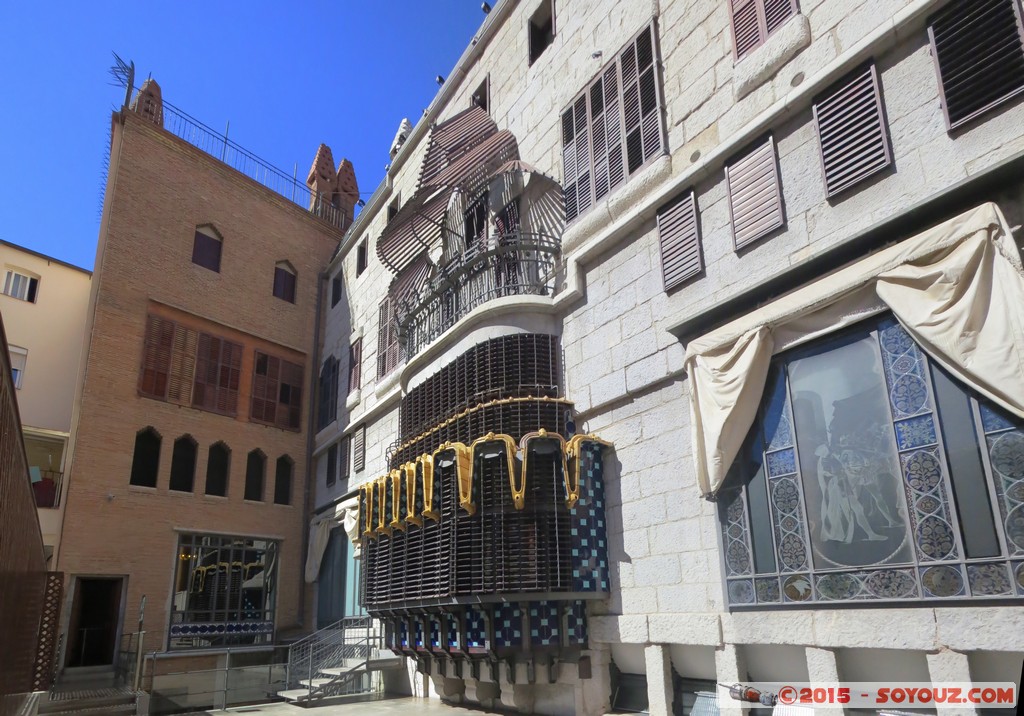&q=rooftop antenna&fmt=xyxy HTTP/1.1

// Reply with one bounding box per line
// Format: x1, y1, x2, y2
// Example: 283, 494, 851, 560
109, 52, 135, 108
